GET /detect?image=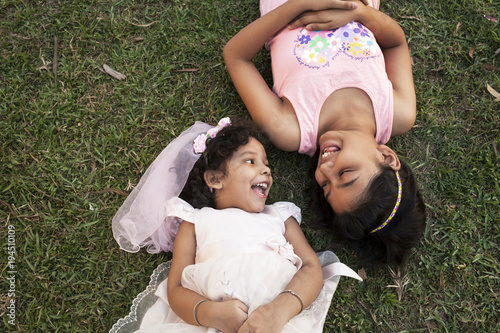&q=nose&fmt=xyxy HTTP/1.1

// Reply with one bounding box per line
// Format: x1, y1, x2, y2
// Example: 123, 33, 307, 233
319, 160, 334, 174
261, 163, 271, 175
316, 161, 334, 183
